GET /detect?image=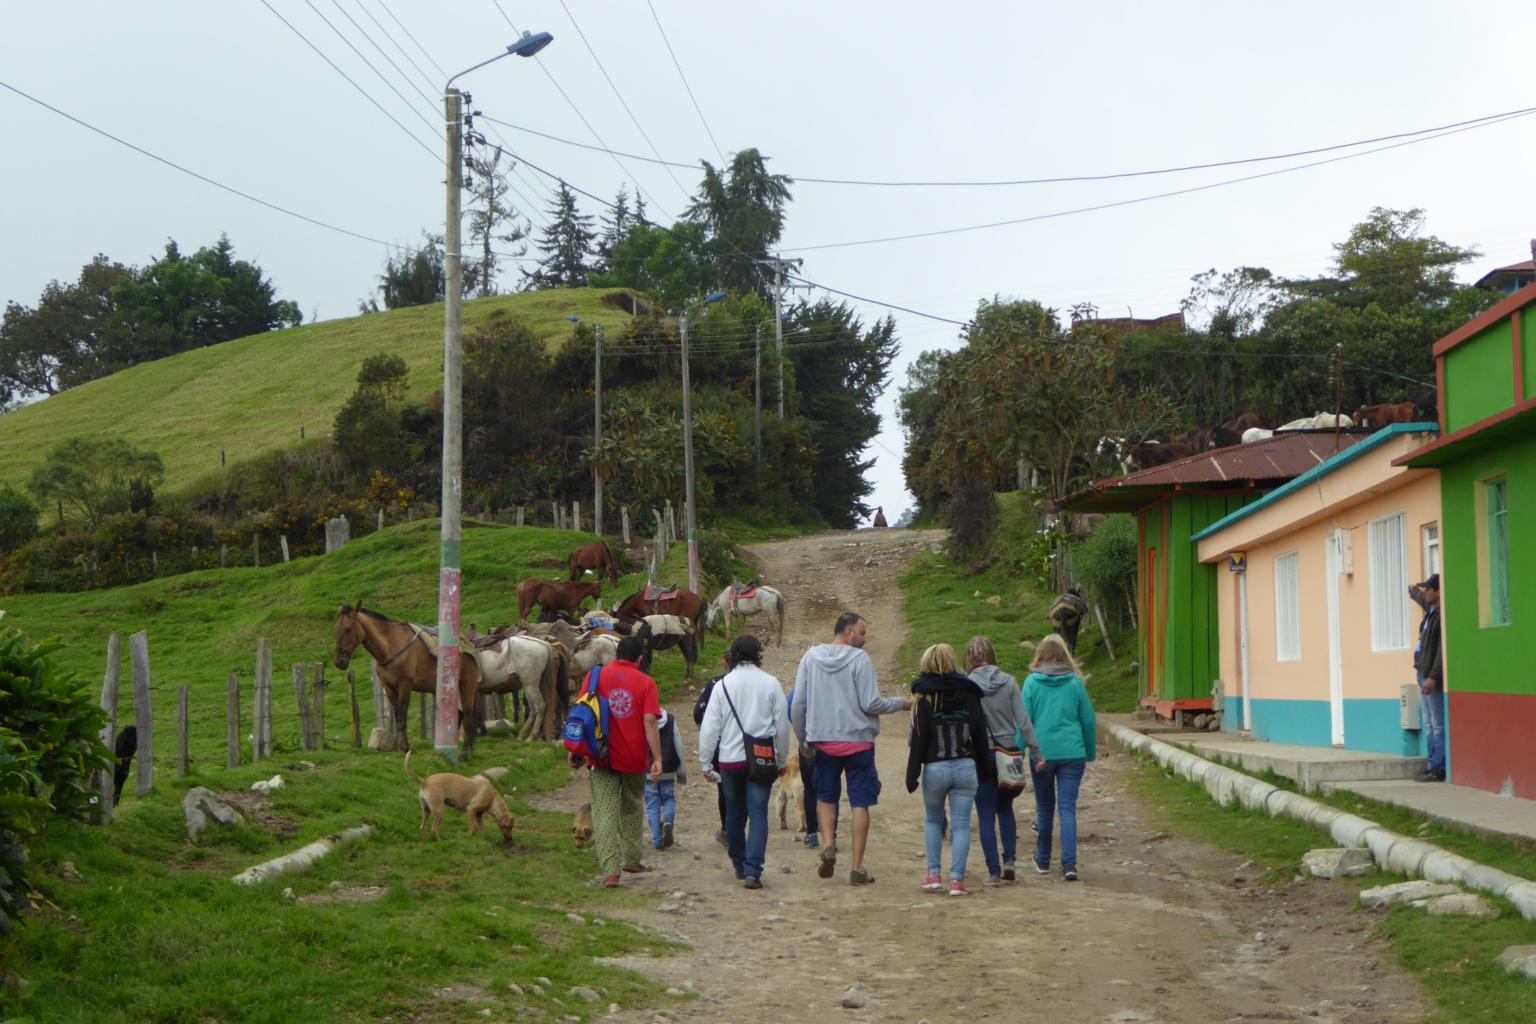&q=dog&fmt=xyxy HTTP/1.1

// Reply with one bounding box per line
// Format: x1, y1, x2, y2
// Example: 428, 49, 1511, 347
774, 748, 804, 831
403, 752, 515, 842
112, 725, 138, 802
572, 803, 594, 848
